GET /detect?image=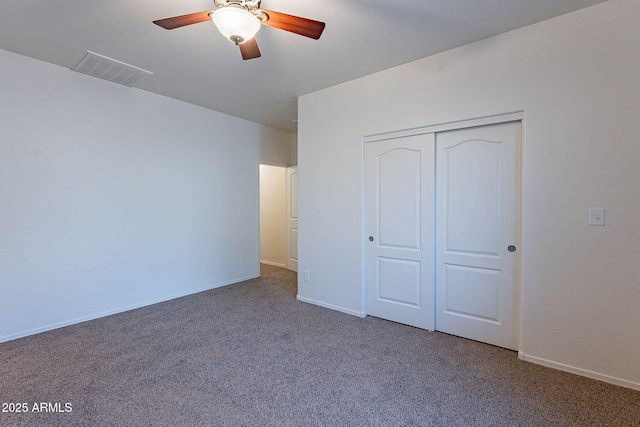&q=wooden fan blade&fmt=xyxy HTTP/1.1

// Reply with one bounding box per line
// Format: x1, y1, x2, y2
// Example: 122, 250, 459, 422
239, 38, 261, 60
261, 10, 325, 40
153, 11, 213, 30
